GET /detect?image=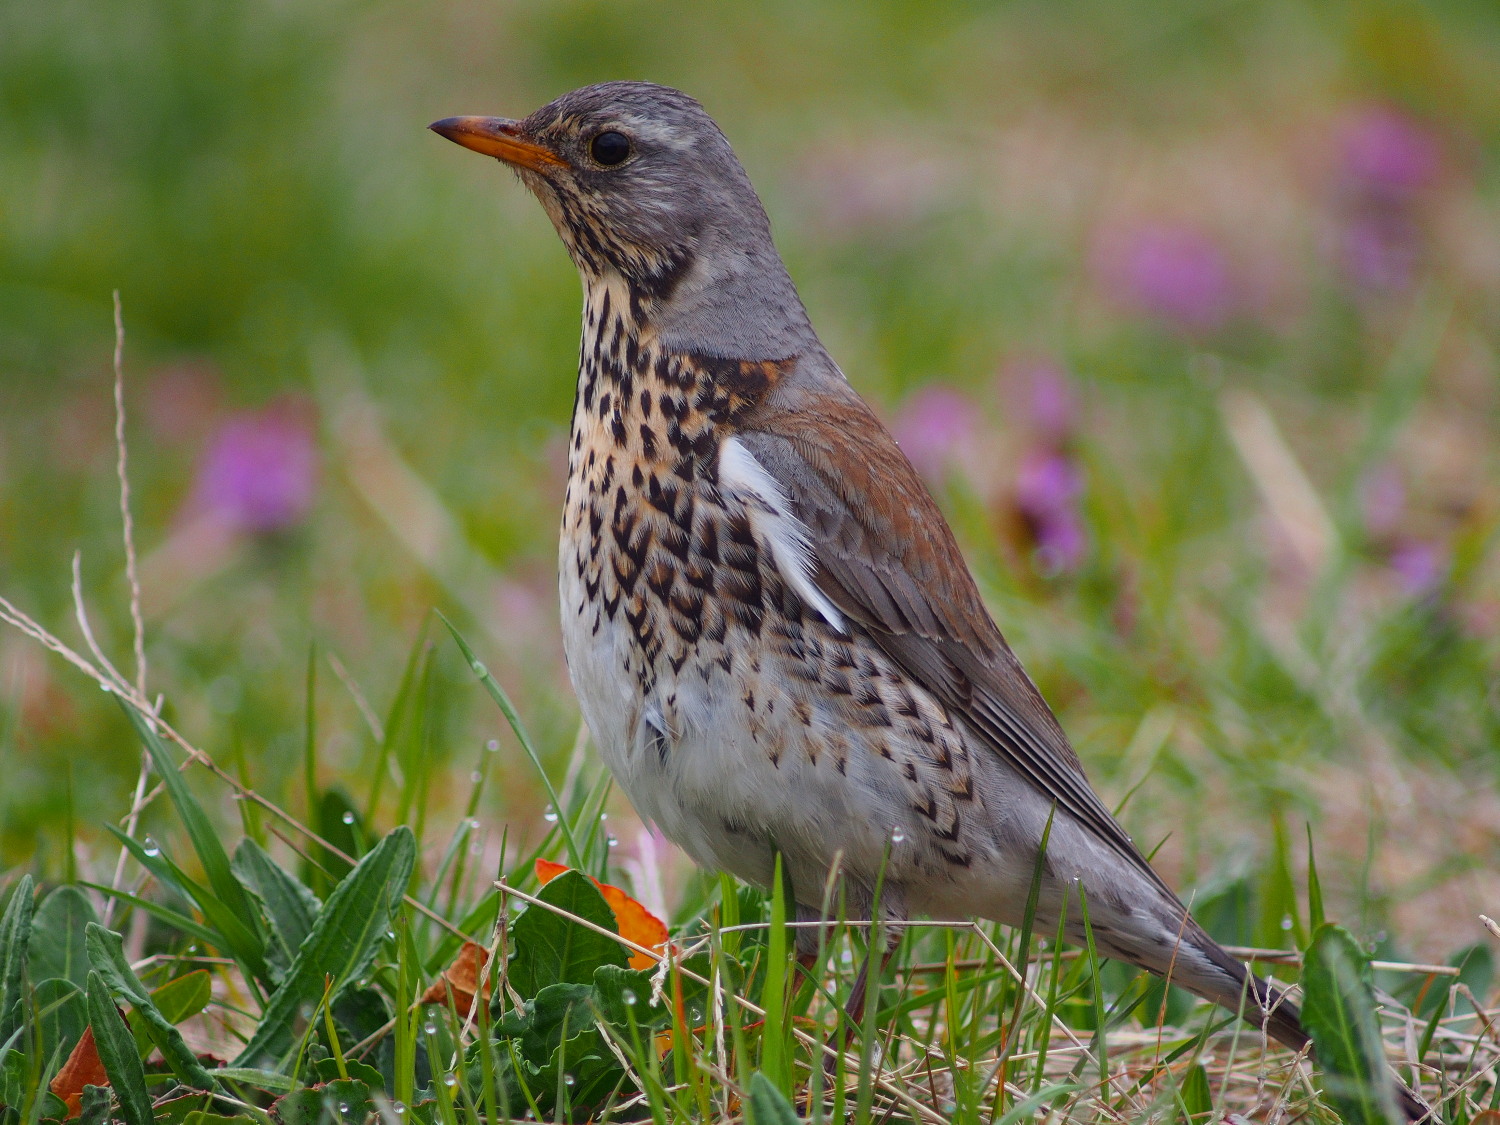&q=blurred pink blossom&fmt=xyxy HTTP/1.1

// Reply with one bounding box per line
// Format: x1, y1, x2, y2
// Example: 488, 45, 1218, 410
1094, 222, 1236, 332
1332, 105, 1441, 293
192, 400, 317, 533
1016, 450, 1086, 573
1358, 461, 1446, 596
1023, 360, 1076, 442
890, 385, 977, 482
1338, 105, 1441, 201
1341, 212, 1420, 292
1389, 540, 1444, 596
